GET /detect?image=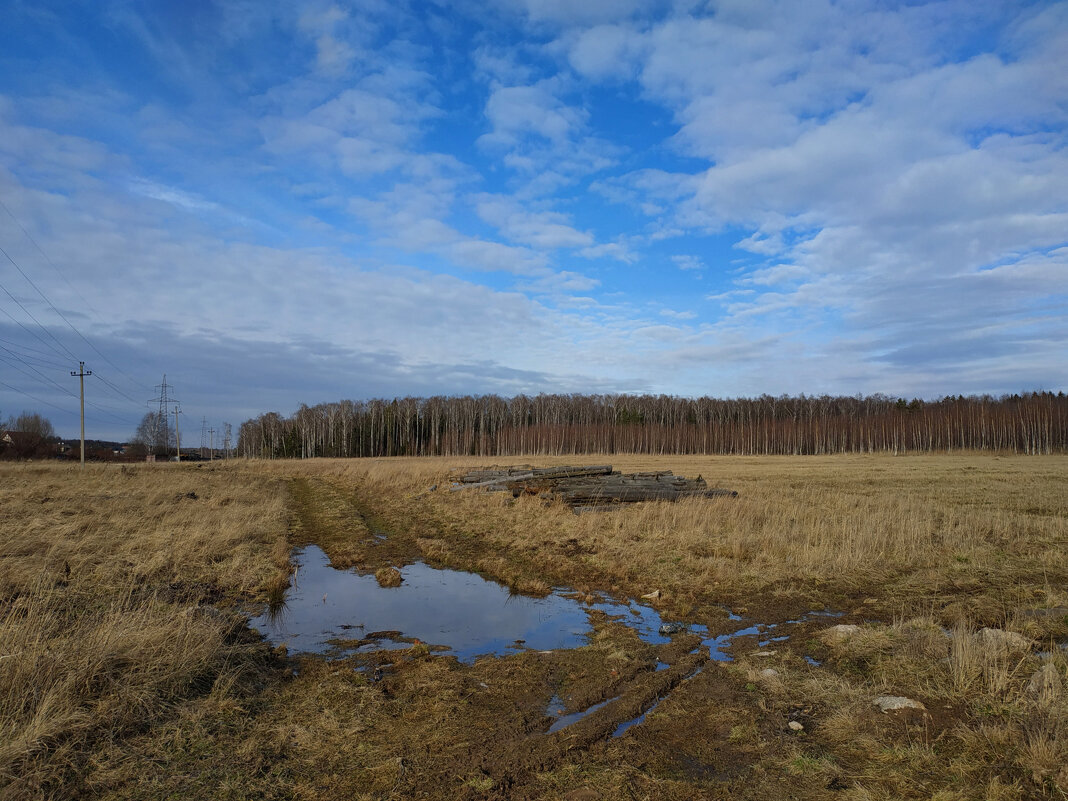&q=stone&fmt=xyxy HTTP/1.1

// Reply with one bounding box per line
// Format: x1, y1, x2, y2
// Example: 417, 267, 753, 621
873, 695, 925, 713
1026, 664, 1062, 702
788, 721, 804, 731
760, 668, 779, 678
658, 621, 688, 636
977, 627, 1031, 652
821, 624, 860, 644
752, 650, 776, 657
